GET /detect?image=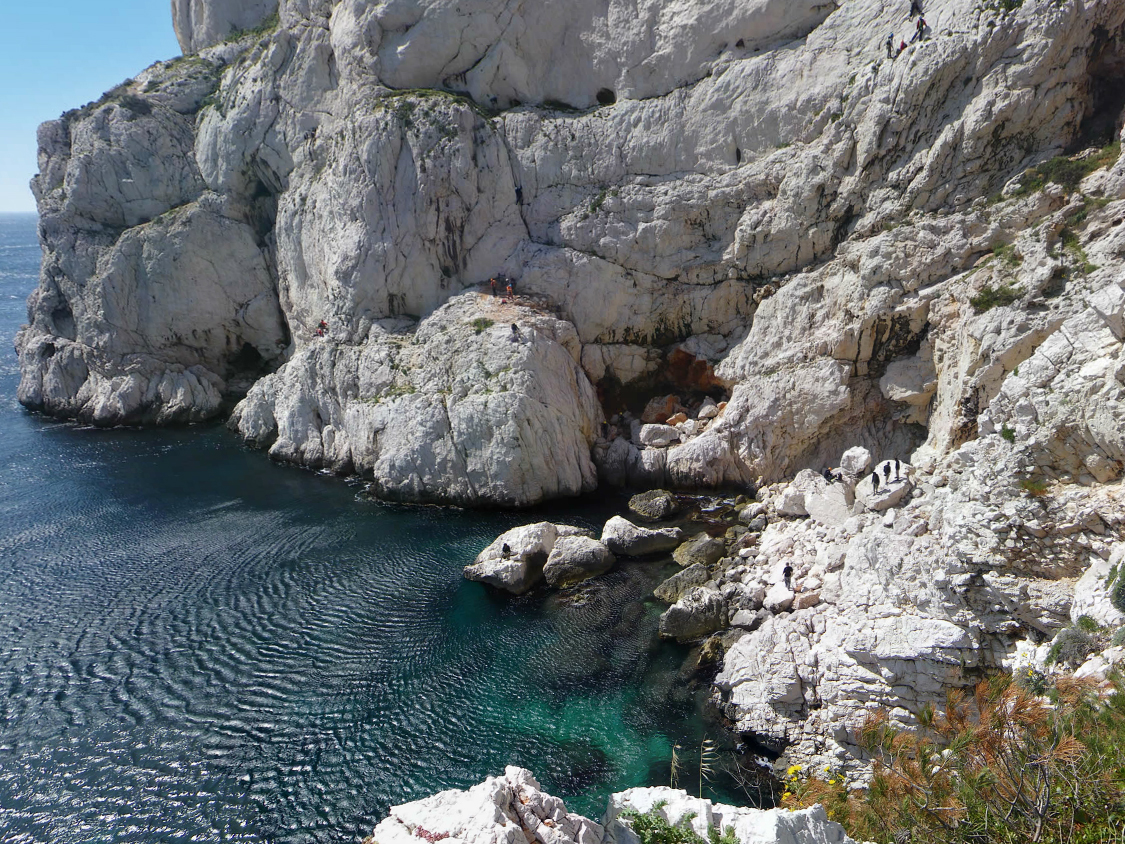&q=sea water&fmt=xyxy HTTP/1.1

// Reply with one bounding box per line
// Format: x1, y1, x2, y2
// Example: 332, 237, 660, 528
0, 214, 732, 843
